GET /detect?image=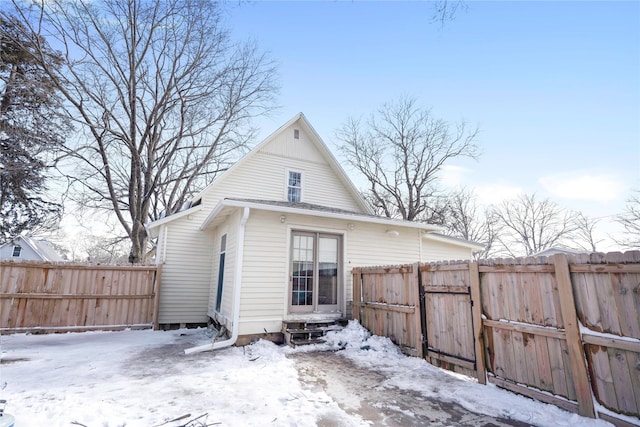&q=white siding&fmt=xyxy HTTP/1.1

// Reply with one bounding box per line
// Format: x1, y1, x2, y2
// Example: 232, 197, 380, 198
233, 211, 478, 335
207, 211, 240, 325
234, 211, 429, 335
157, 208, 215, 324
198, 121, 365, 214
153, 115, 476, 327
421, 238, 474, 262
237, 210, 289, 335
